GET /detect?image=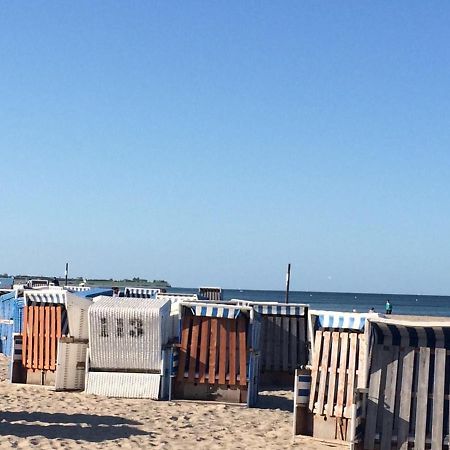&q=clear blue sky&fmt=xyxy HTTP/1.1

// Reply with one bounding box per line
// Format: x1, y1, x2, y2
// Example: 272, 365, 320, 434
1, 2, 450, 294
